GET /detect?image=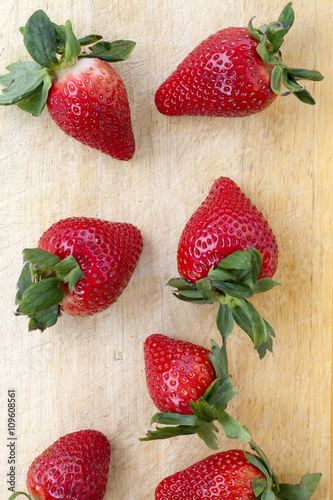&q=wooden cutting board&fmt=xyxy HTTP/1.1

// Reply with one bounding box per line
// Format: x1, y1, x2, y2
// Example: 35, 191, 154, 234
0, 0, 331, 498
